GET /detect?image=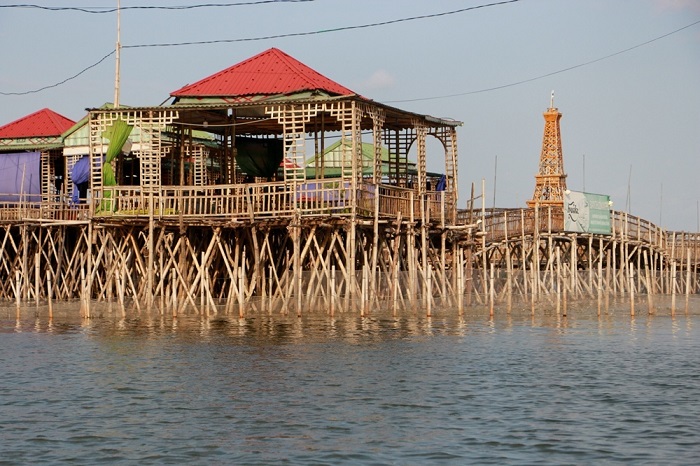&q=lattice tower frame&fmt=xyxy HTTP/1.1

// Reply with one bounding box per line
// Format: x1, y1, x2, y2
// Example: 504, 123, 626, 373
527, 107, 568, 208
